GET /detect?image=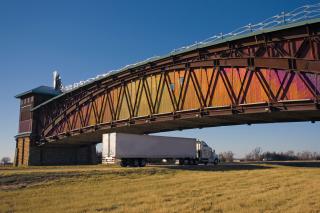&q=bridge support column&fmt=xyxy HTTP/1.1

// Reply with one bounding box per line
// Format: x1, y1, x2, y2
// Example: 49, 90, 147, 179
14, 136, 31, 166
14, 137, 97, 166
